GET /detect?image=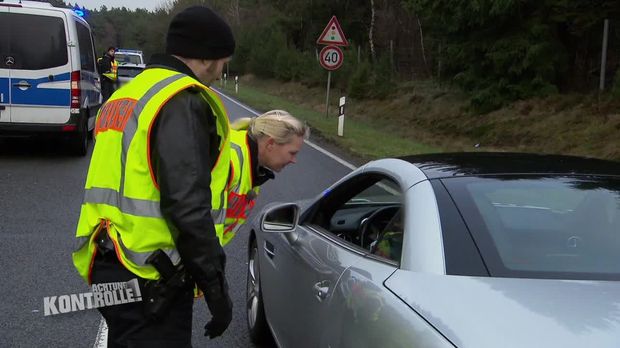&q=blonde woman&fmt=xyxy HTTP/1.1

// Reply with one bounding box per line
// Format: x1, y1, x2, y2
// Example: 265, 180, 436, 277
222, 110, 310, 245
